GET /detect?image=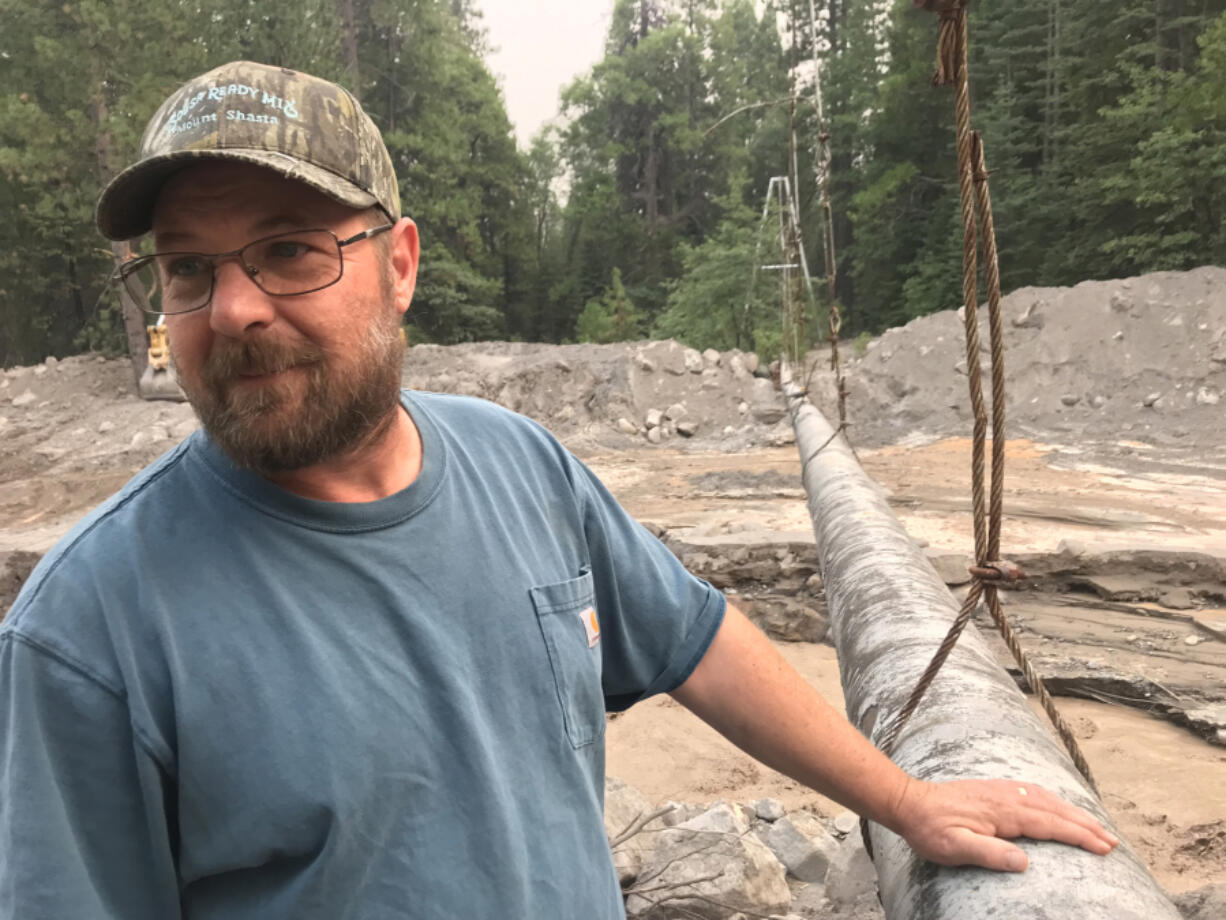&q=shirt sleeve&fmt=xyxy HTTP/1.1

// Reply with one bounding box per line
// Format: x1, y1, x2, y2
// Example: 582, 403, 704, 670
0, 632, 182, 919
565, 454, 727, 712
